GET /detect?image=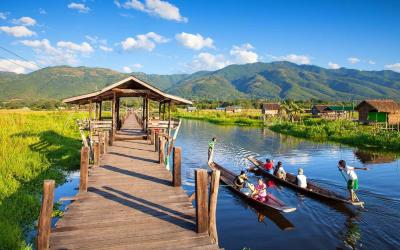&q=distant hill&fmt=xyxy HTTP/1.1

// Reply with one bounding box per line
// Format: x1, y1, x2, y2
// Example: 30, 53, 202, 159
1, 62, 400, 101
